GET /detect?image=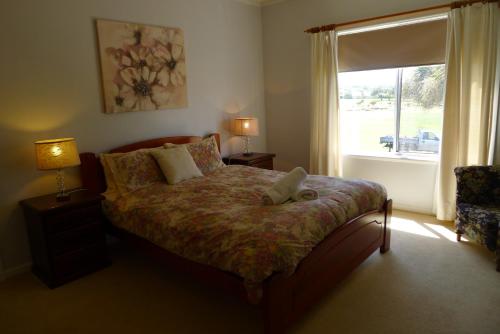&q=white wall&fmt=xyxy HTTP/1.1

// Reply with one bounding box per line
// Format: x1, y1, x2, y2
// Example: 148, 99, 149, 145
343, 156, 438, 214
262, 0, 451, 170
0, 0, 265, 272
262, 0, 455, 214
